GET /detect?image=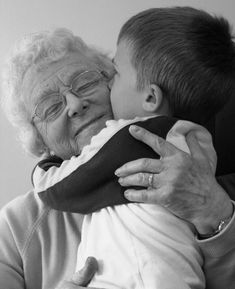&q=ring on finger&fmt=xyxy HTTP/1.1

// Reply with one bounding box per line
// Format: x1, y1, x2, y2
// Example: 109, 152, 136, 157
148, 173, 154, 187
